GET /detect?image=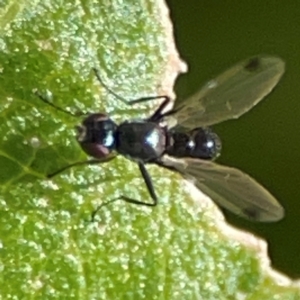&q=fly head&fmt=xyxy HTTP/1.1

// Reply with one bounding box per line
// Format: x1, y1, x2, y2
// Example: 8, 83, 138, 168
76, 113, 117, 159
